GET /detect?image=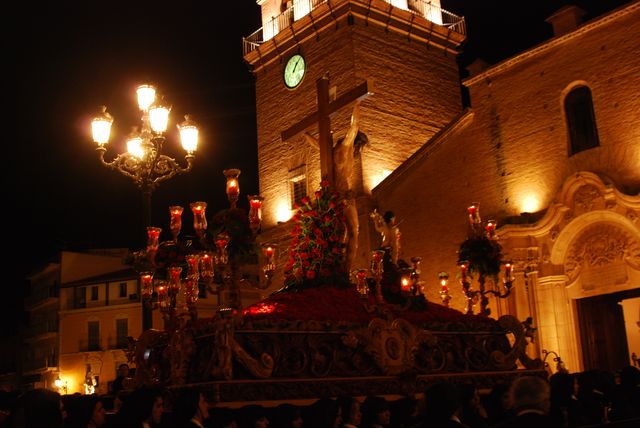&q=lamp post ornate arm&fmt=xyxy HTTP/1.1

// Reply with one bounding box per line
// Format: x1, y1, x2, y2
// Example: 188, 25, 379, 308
96, 149, 195, 191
